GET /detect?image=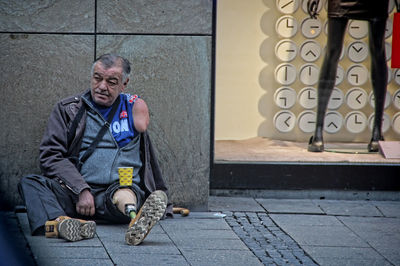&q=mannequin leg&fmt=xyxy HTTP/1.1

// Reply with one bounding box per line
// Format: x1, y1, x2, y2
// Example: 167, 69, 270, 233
308, 17, 348, 152
367, 18, 388, 152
